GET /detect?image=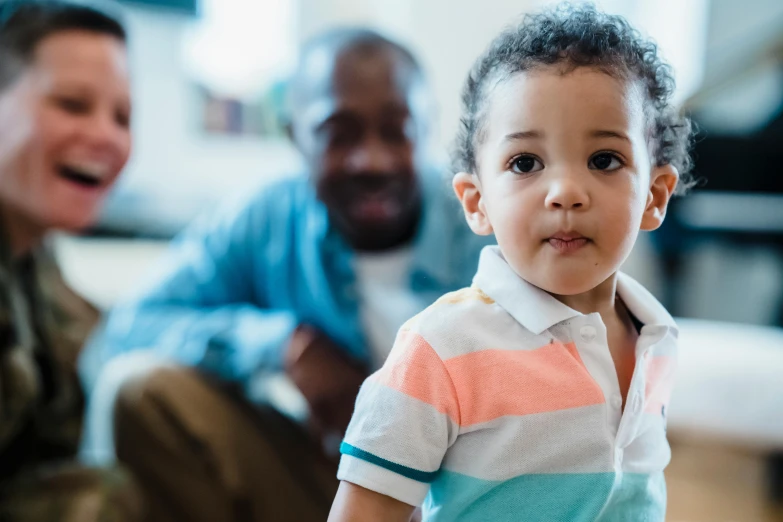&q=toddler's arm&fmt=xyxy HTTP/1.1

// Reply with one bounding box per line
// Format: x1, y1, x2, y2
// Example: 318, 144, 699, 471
328, 481, 416, 522
333, 323, 457, 522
